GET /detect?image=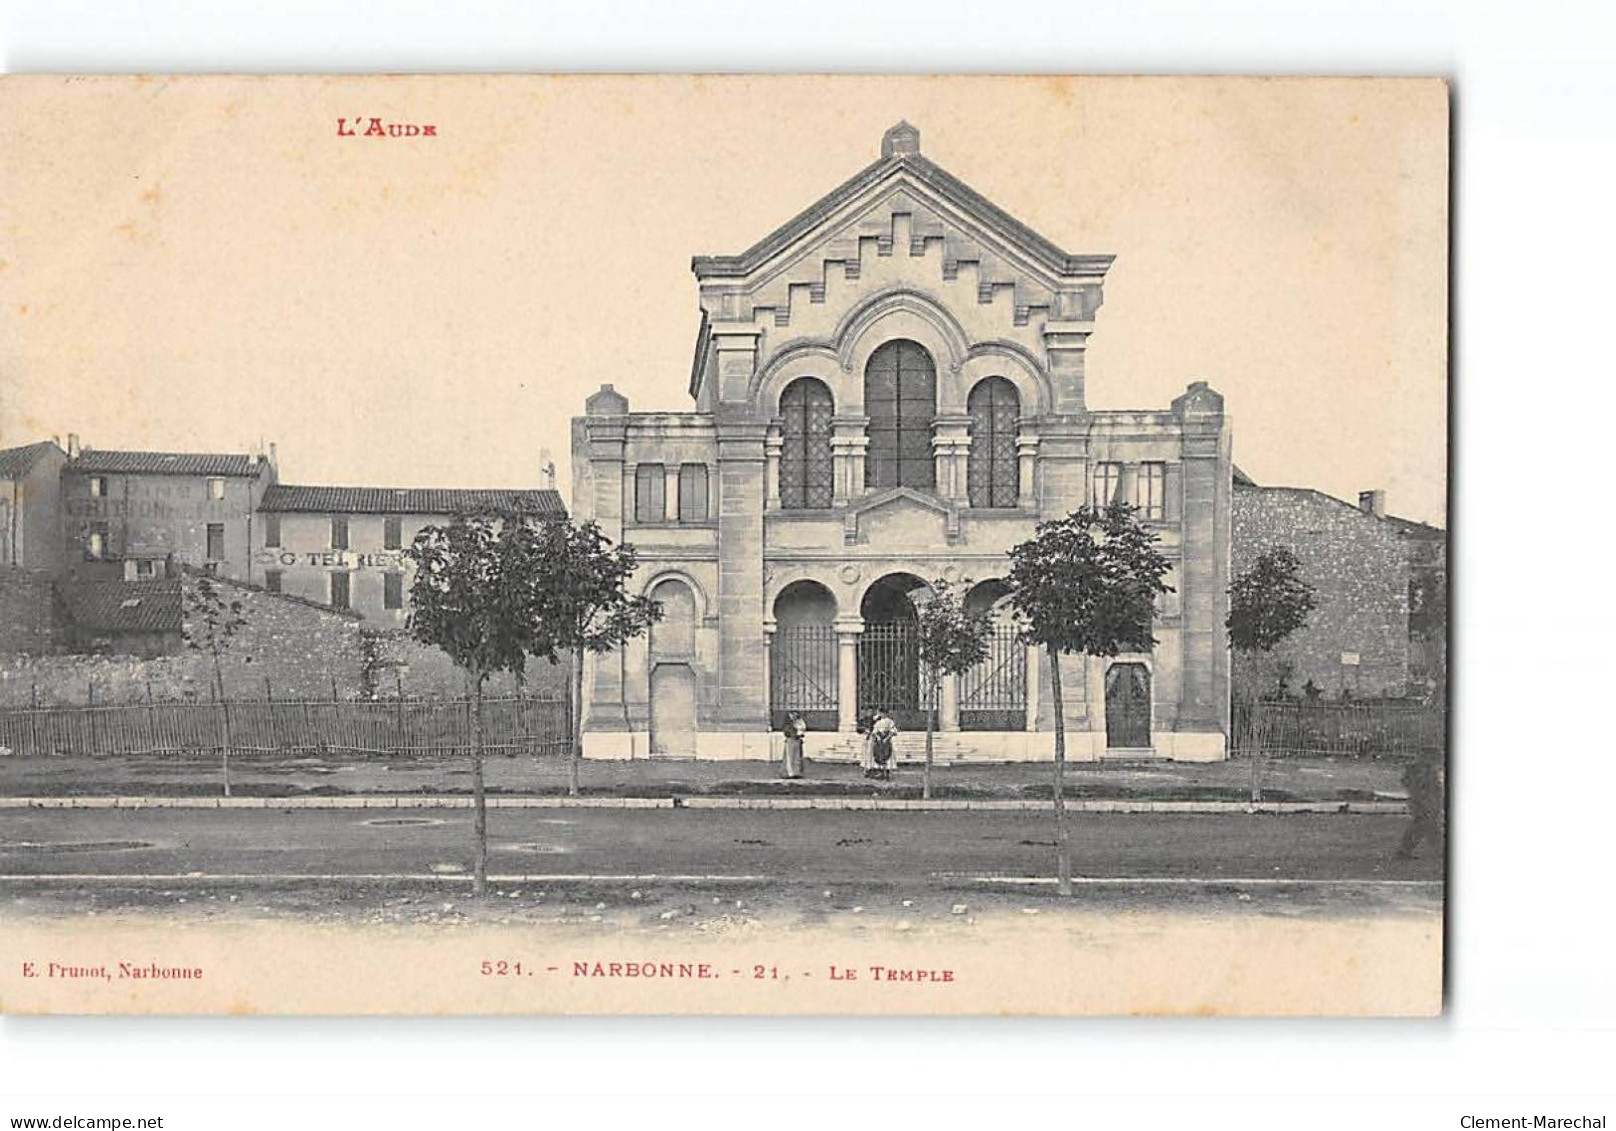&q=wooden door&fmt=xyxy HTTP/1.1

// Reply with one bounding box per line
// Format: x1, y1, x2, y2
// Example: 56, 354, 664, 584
1105, 663, 1151, 749
650, 663, 697, 756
